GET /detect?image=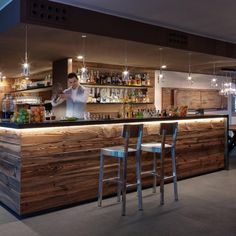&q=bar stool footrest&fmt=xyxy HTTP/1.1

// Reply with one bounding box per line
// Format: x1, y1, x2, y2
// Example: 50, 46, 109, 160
164, 175, 174, 180
103, 177, 119, 182
141, 171, 160, 176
